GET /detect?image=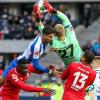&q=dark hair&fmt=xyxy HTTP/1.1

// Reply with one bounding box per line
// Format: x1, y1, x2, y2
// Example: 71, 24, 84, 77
18, 57, 27, 65
42, 25, 56, 35
83, 50, 94, 64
